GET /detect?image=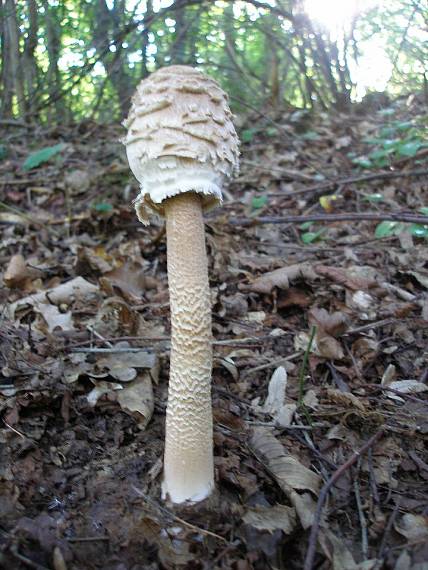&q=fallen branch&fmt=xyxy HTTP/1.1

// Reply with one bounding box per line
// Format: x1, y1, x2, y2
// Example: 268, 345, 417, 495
268, 168, 428, 198
0, 179, 45, 186
0, 119, 29, 128
303, 429, 385, 570
231, 211, 428, 226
